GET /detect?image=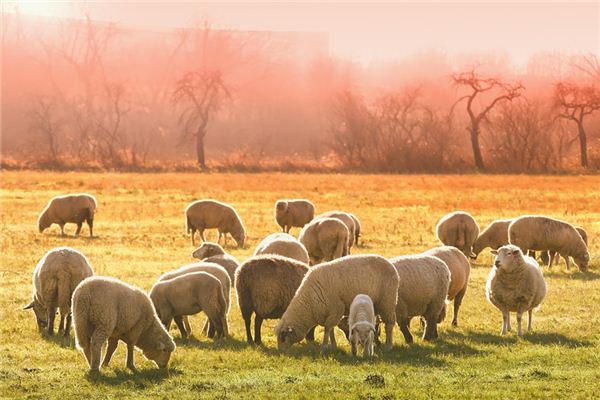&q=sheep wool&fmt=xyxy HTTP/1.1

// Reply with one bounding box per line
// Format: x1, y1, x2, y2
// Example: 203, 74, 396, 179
38, 193, 97, 236
435, 211, 480, 257
348, 294, 376, 358
191, 242, 240, 281
185, 199, 246, 247
315, 211, 356, 249
298, 217, 349, 265
254, 233, 310, 264
275, 199, 315, 233
472, 219, 513, 257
